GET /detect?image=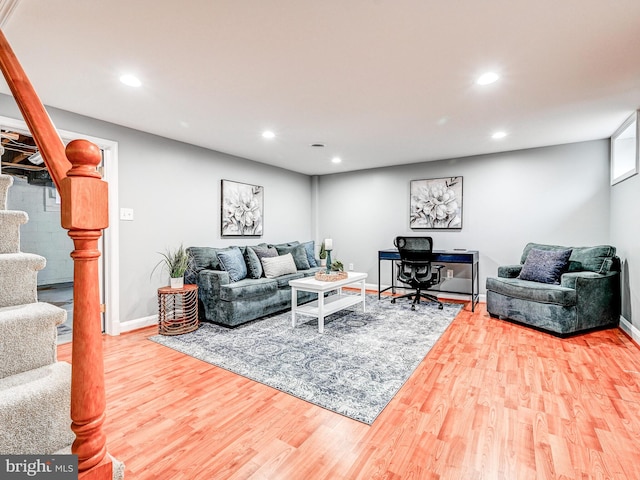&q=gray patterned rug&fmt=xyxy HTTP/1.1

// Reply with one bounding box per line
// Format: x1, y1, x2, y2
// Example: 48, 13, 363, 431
150, 294, 462, 424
